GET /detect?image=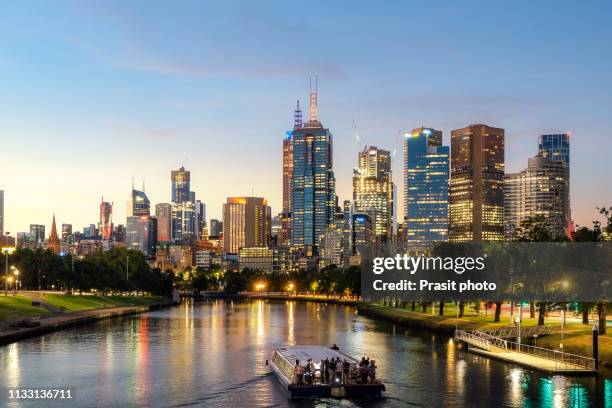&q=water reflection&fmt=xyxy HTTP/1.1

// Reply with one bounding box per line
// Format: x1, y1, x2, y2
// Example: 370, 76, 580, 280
0, 299, 609, 407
